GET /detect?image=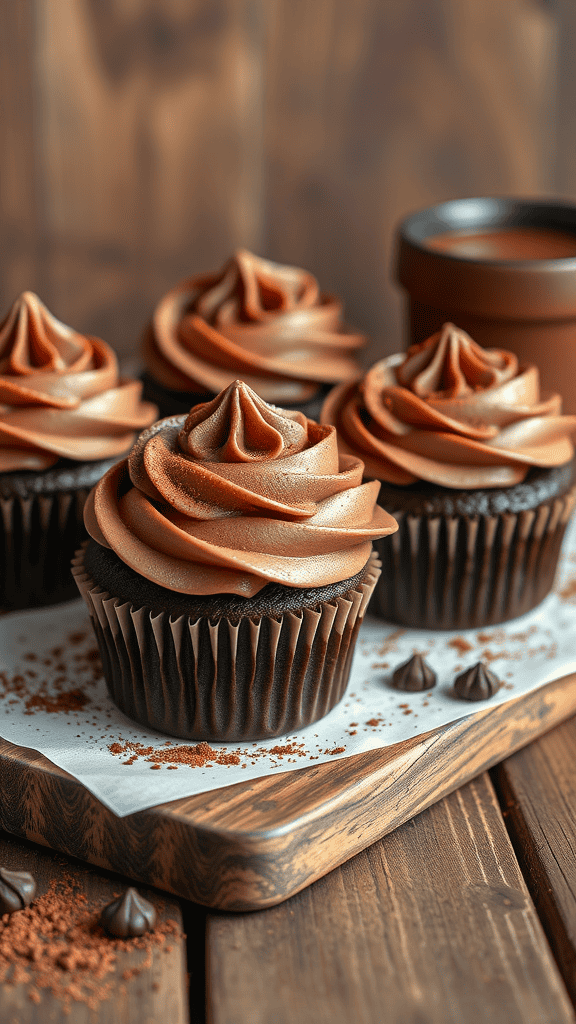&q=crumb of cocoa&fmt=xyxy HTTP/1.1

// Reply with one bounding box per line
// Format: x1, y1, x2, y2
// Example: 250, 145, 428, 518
0, 875, 179, 1013
365, 718, 380, 727
25, 689, 90, 714
68, 631, 88, 645
482, 649, 502, 663
324, 746, 345, 755
448, 637, 473, 654
559, 578, 576, 600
